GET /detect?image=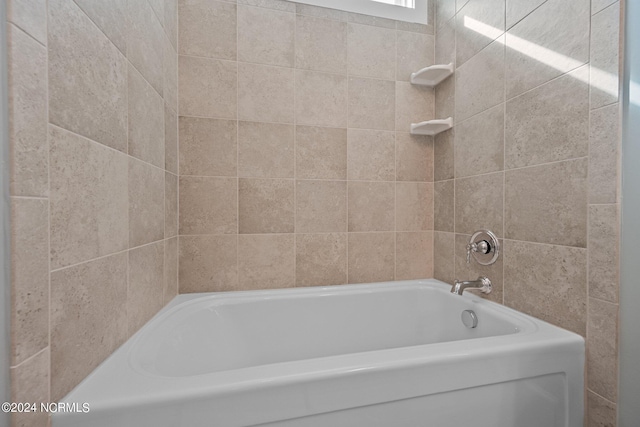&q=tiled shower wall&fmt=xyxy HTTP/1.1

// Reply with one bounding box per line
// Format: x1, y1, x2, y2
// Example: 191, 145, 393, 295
177, 0, 436, 292
433, 0, 621, 424
6, 0, 178, 425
